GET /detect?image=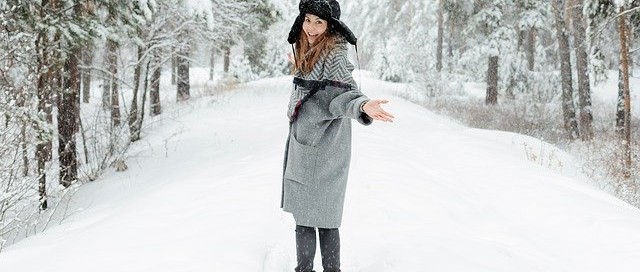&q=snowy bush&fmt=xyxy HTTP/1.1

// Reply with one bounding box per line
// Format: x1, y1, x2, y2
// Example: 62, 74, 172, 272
229, 54, 258, 83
